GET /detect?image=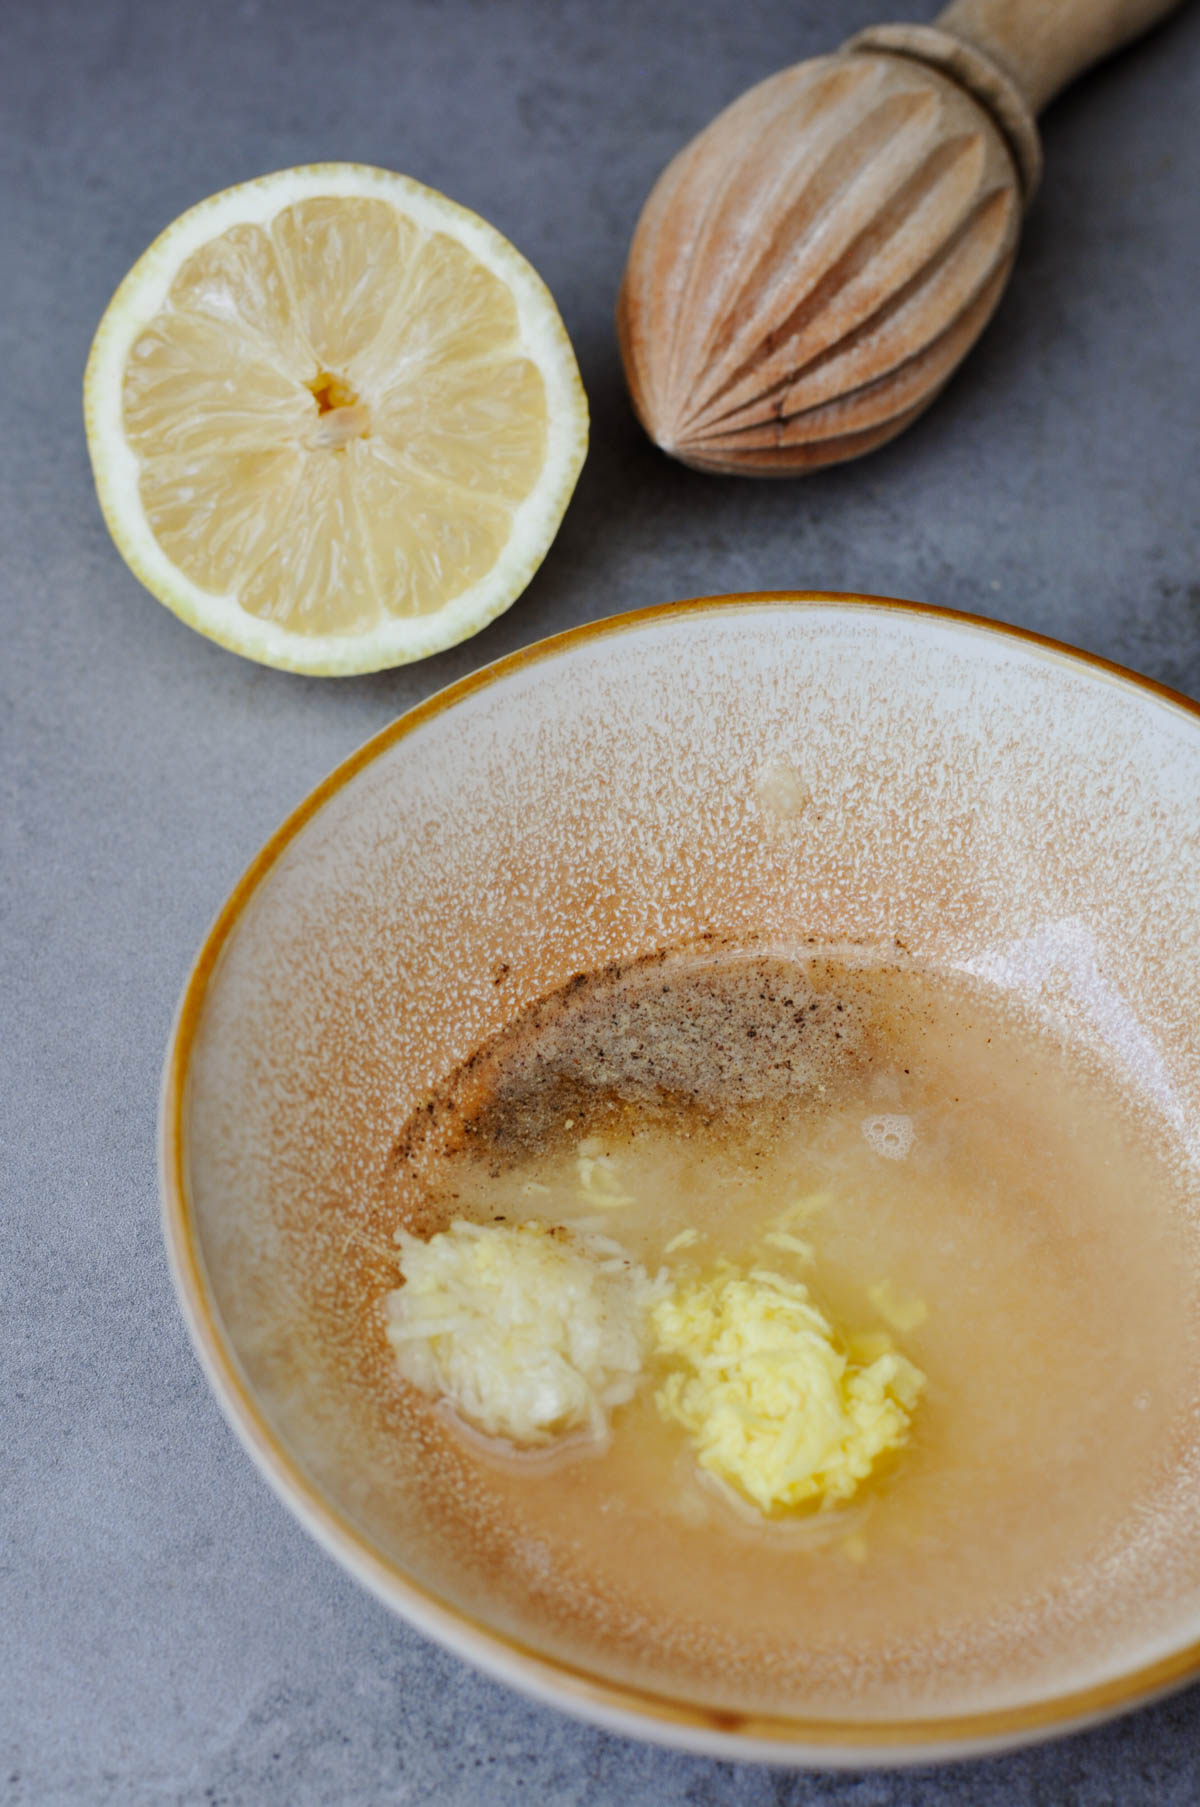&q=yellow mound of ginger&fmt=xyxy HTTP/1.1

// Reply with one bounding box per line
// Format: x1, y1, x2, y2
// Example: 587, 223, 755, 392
651, 1264, 923, 1513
